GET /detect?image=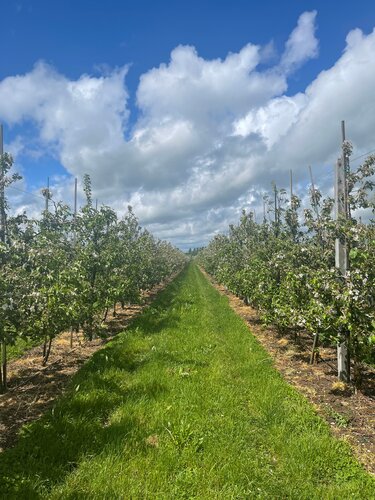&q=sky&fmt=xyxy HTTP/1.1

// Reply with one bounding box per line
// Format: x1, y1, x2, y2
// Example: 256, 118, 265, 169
1, 0, 375, 249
